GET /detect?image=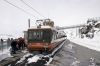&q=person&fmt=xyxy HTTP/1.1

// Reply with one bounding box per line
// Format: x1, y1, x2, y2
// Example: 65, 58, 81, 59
7, 38, 10, 48
11, 39, 17, 54
81, 34, 84, 39
22, 38, 26, 49
18, 37, 23, 50
1, 38, 3, 52
1, 38, 3, 43
10, 38, 13, 45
